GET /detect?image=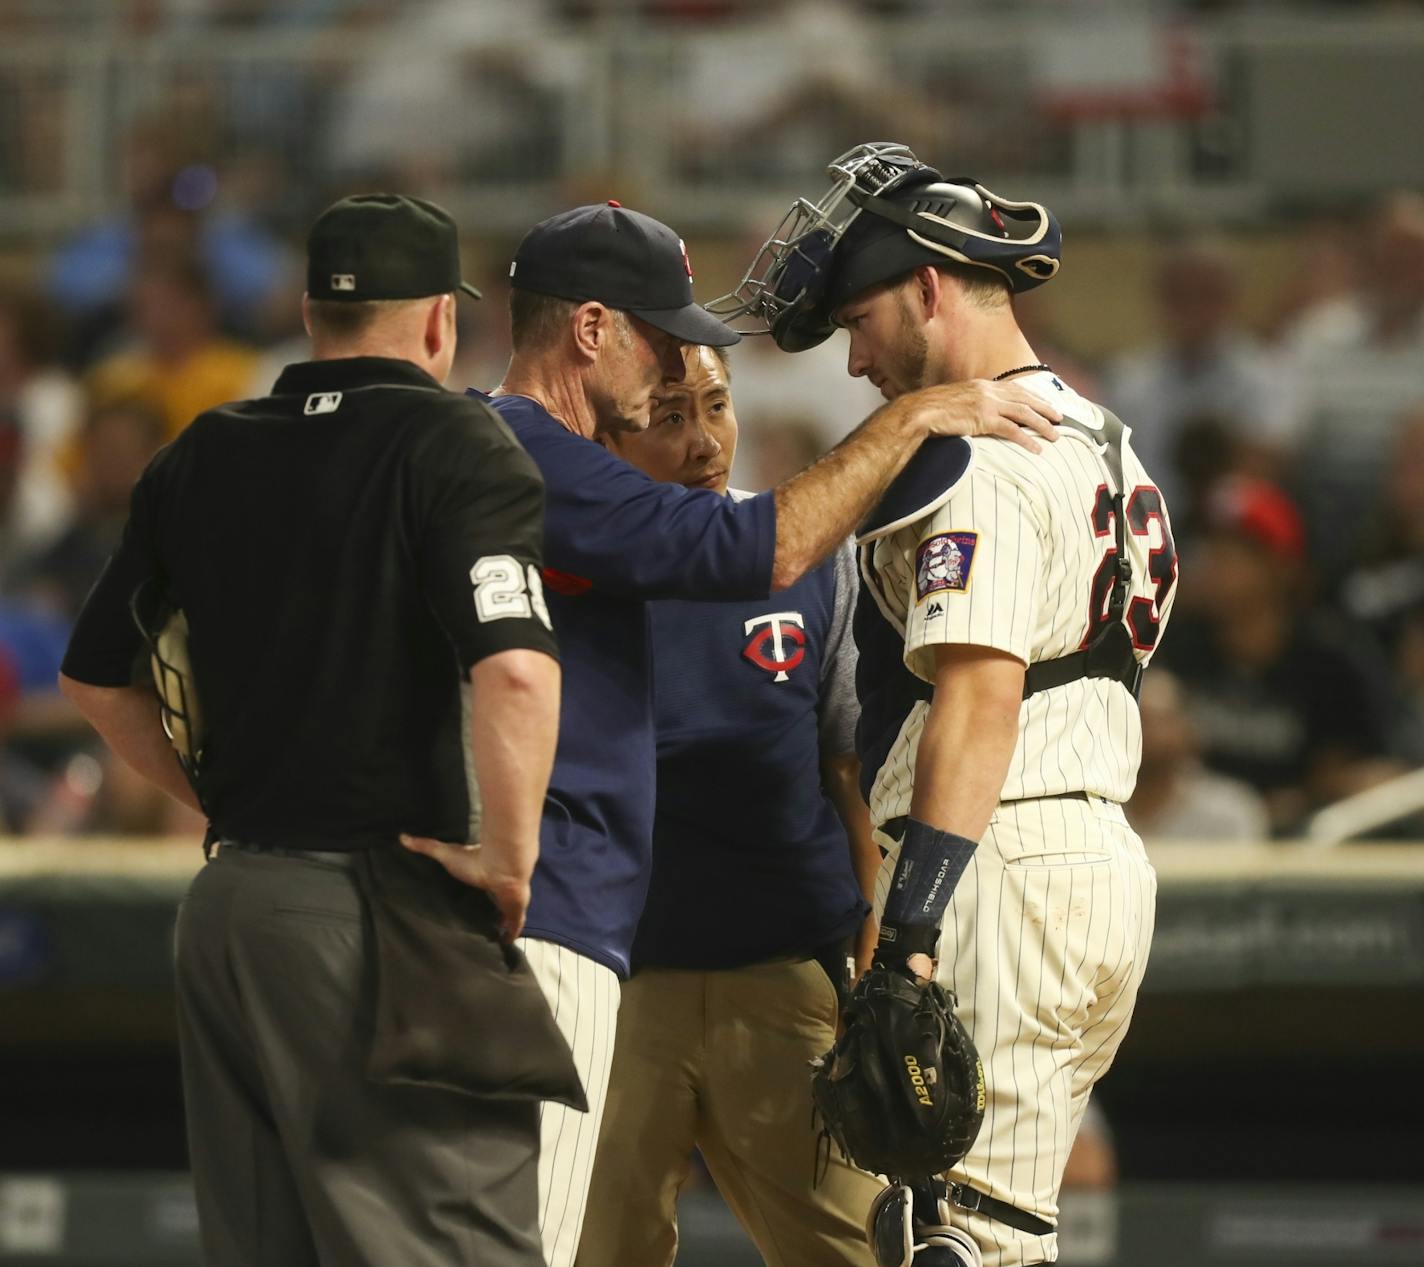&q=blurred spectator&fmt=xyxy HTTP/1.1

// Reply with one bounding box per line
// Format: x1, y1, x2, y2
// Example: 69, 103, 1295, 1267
1164, 412, 1248, 556
0, 644, 50, 833
46, 114, 288, 357
1016, 288, 1102, 402
1157, 477, 1401, 834
668, 0, 947, 181
1339, 407, 1424, 761
1062, 1100, 1117, 1191
9, 397, 167, 621
1342, 406, 1424, 629
1284, 194, 1424, 574
1286, 193, 1424, 358
24, 744, 207, 839
0, 289, 83, 558
738, 414, 824, 490
323, 0, 577, 188
1264, 215, 1361, 357
0, 413, 26, 581
1100, 236, 1292, 509
86, 253, 259, 442
1059, 1100, 1120, 1264
1128, 669, 1269, 841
